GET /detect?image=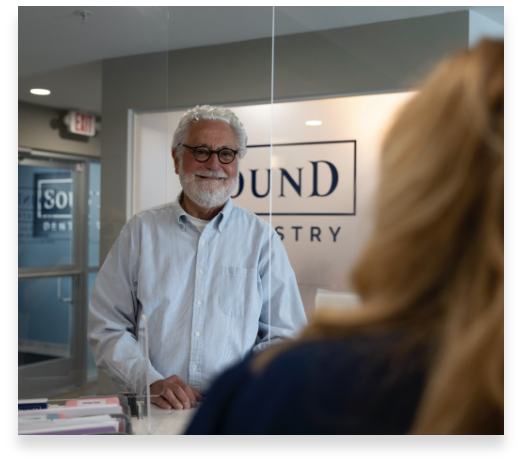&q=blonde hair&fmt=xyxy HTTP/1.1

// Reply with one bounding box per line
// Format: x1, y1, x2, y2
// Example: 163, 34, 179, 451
297, 39, 504, 434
